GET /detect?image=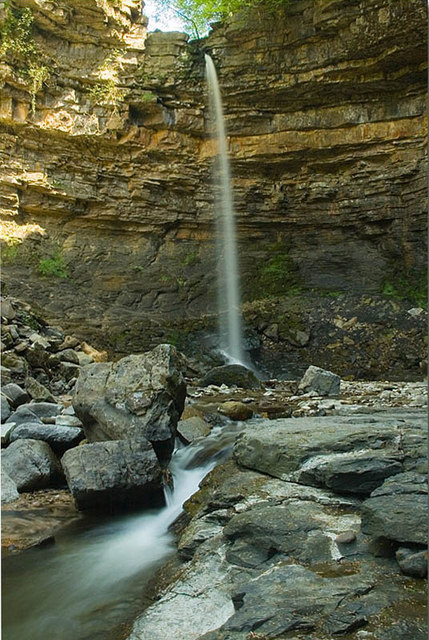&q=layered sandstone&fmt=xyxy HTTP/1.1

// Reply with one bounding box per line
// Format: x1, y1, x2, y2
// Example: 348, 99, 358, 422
0, 0, 427, 356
